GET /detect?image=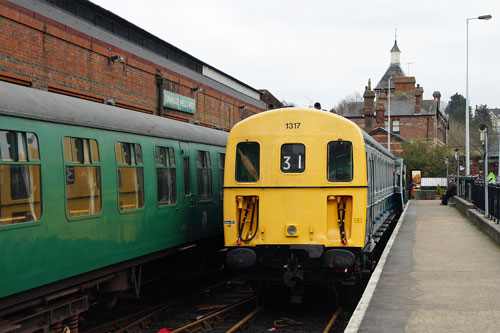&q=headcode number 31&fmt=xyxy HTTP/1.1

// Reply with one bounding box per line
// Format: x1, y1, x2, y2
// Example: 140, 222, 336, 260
285, 122, 301, 129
